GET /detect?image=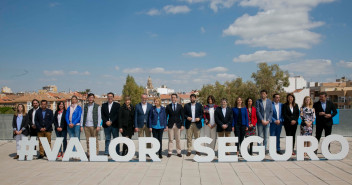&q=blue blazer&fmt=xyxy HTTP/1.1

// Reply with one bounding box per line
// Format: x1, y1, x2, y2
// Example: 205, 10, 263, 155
34, 108, 53, 132
65, 105, 82, 125
256, 99, 273, 123
148, 106, 167, 129
134, 102, 153, 128
232, 107, 249, 127
272, 102, 284, 124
